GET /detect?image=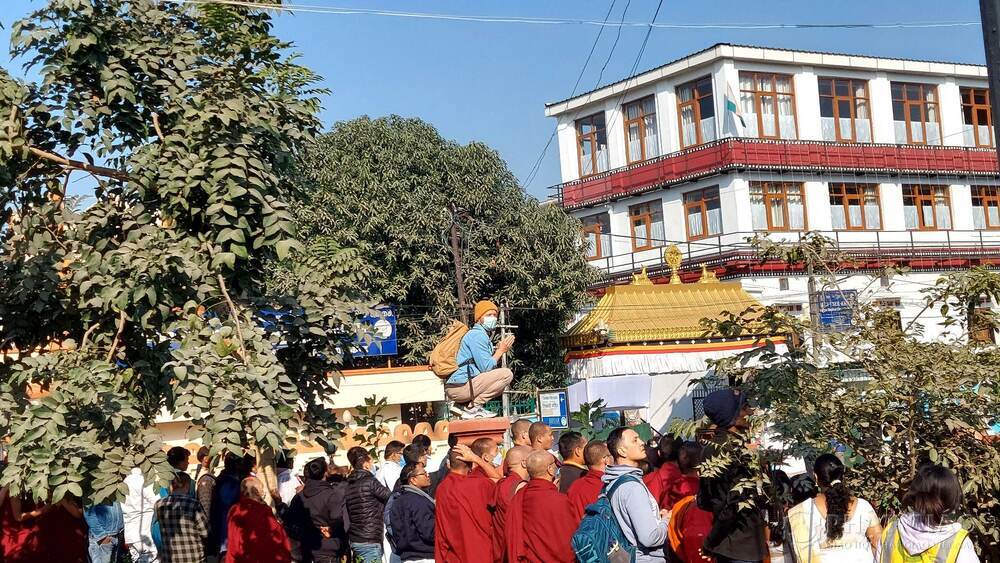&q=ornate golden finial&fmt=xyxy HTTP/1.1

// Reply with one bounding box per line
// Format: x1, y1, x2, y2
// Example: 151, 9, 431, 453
664, 245, 683, 284
698, 264, 720, 284
631, 266, 653, 286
